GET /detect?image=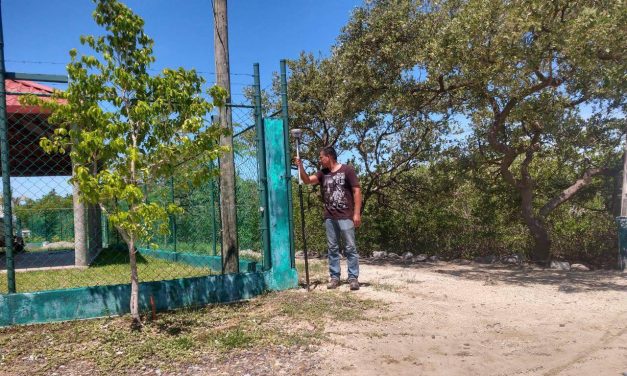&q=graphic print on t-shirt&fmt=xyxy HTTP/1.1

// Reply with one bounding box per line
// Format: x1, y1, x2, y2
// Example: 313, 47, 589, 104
323, 172, 348, 209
